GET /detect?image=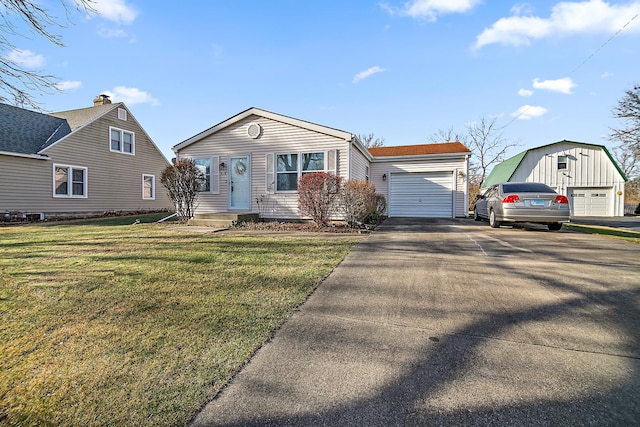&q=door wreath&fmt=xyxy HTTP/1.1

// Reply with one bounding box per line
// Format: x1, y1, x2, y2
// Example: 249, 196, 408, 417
234, 160, 247, 176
